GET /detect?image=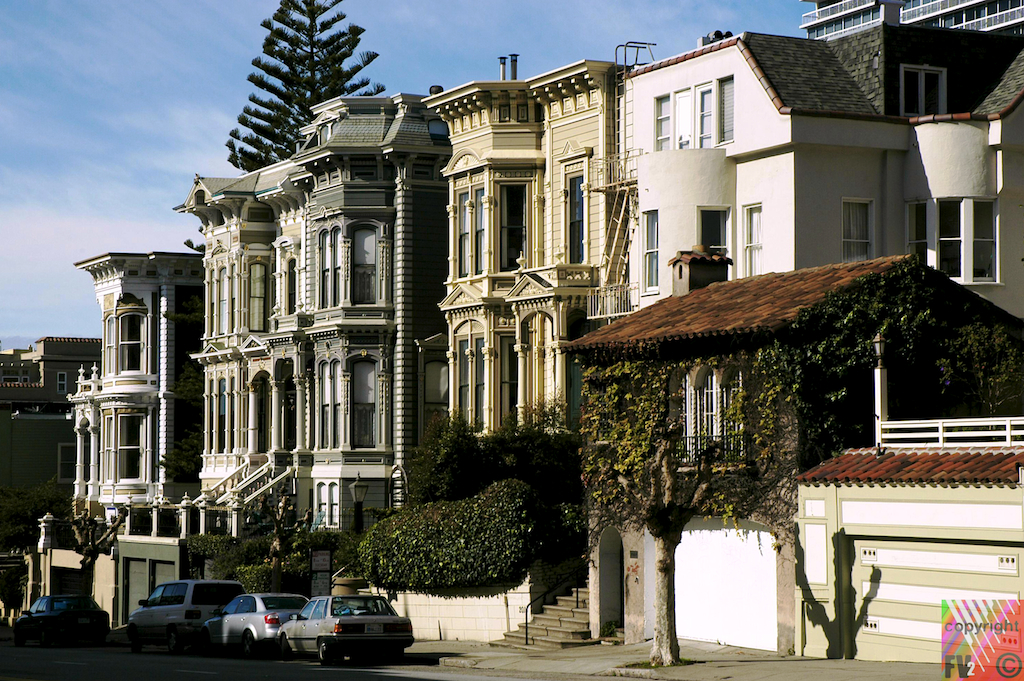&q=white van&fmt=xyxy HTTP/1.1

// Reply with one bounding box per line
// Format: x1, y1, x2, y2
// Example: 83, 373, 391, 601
127, 579, 245, 653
